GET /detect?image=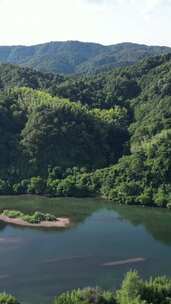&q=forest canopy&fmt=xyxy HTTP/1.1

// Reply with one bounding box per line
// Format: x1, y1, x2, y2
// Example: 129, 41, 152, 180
0, 54, 171, 207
